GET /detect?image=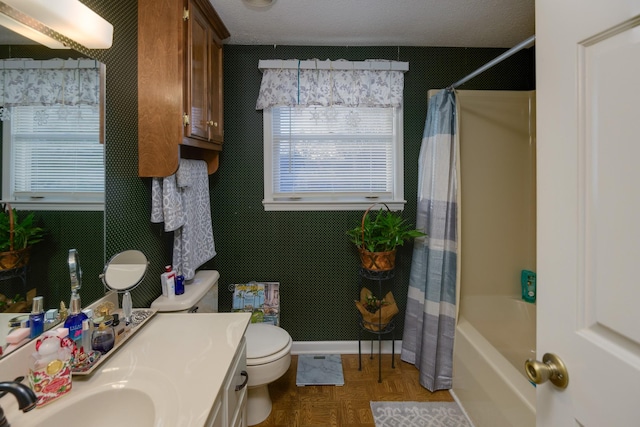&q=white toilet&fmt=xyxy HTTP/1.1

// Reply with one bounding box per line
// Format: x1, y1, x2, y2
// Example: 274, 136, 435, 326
244, 322, 292, 426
